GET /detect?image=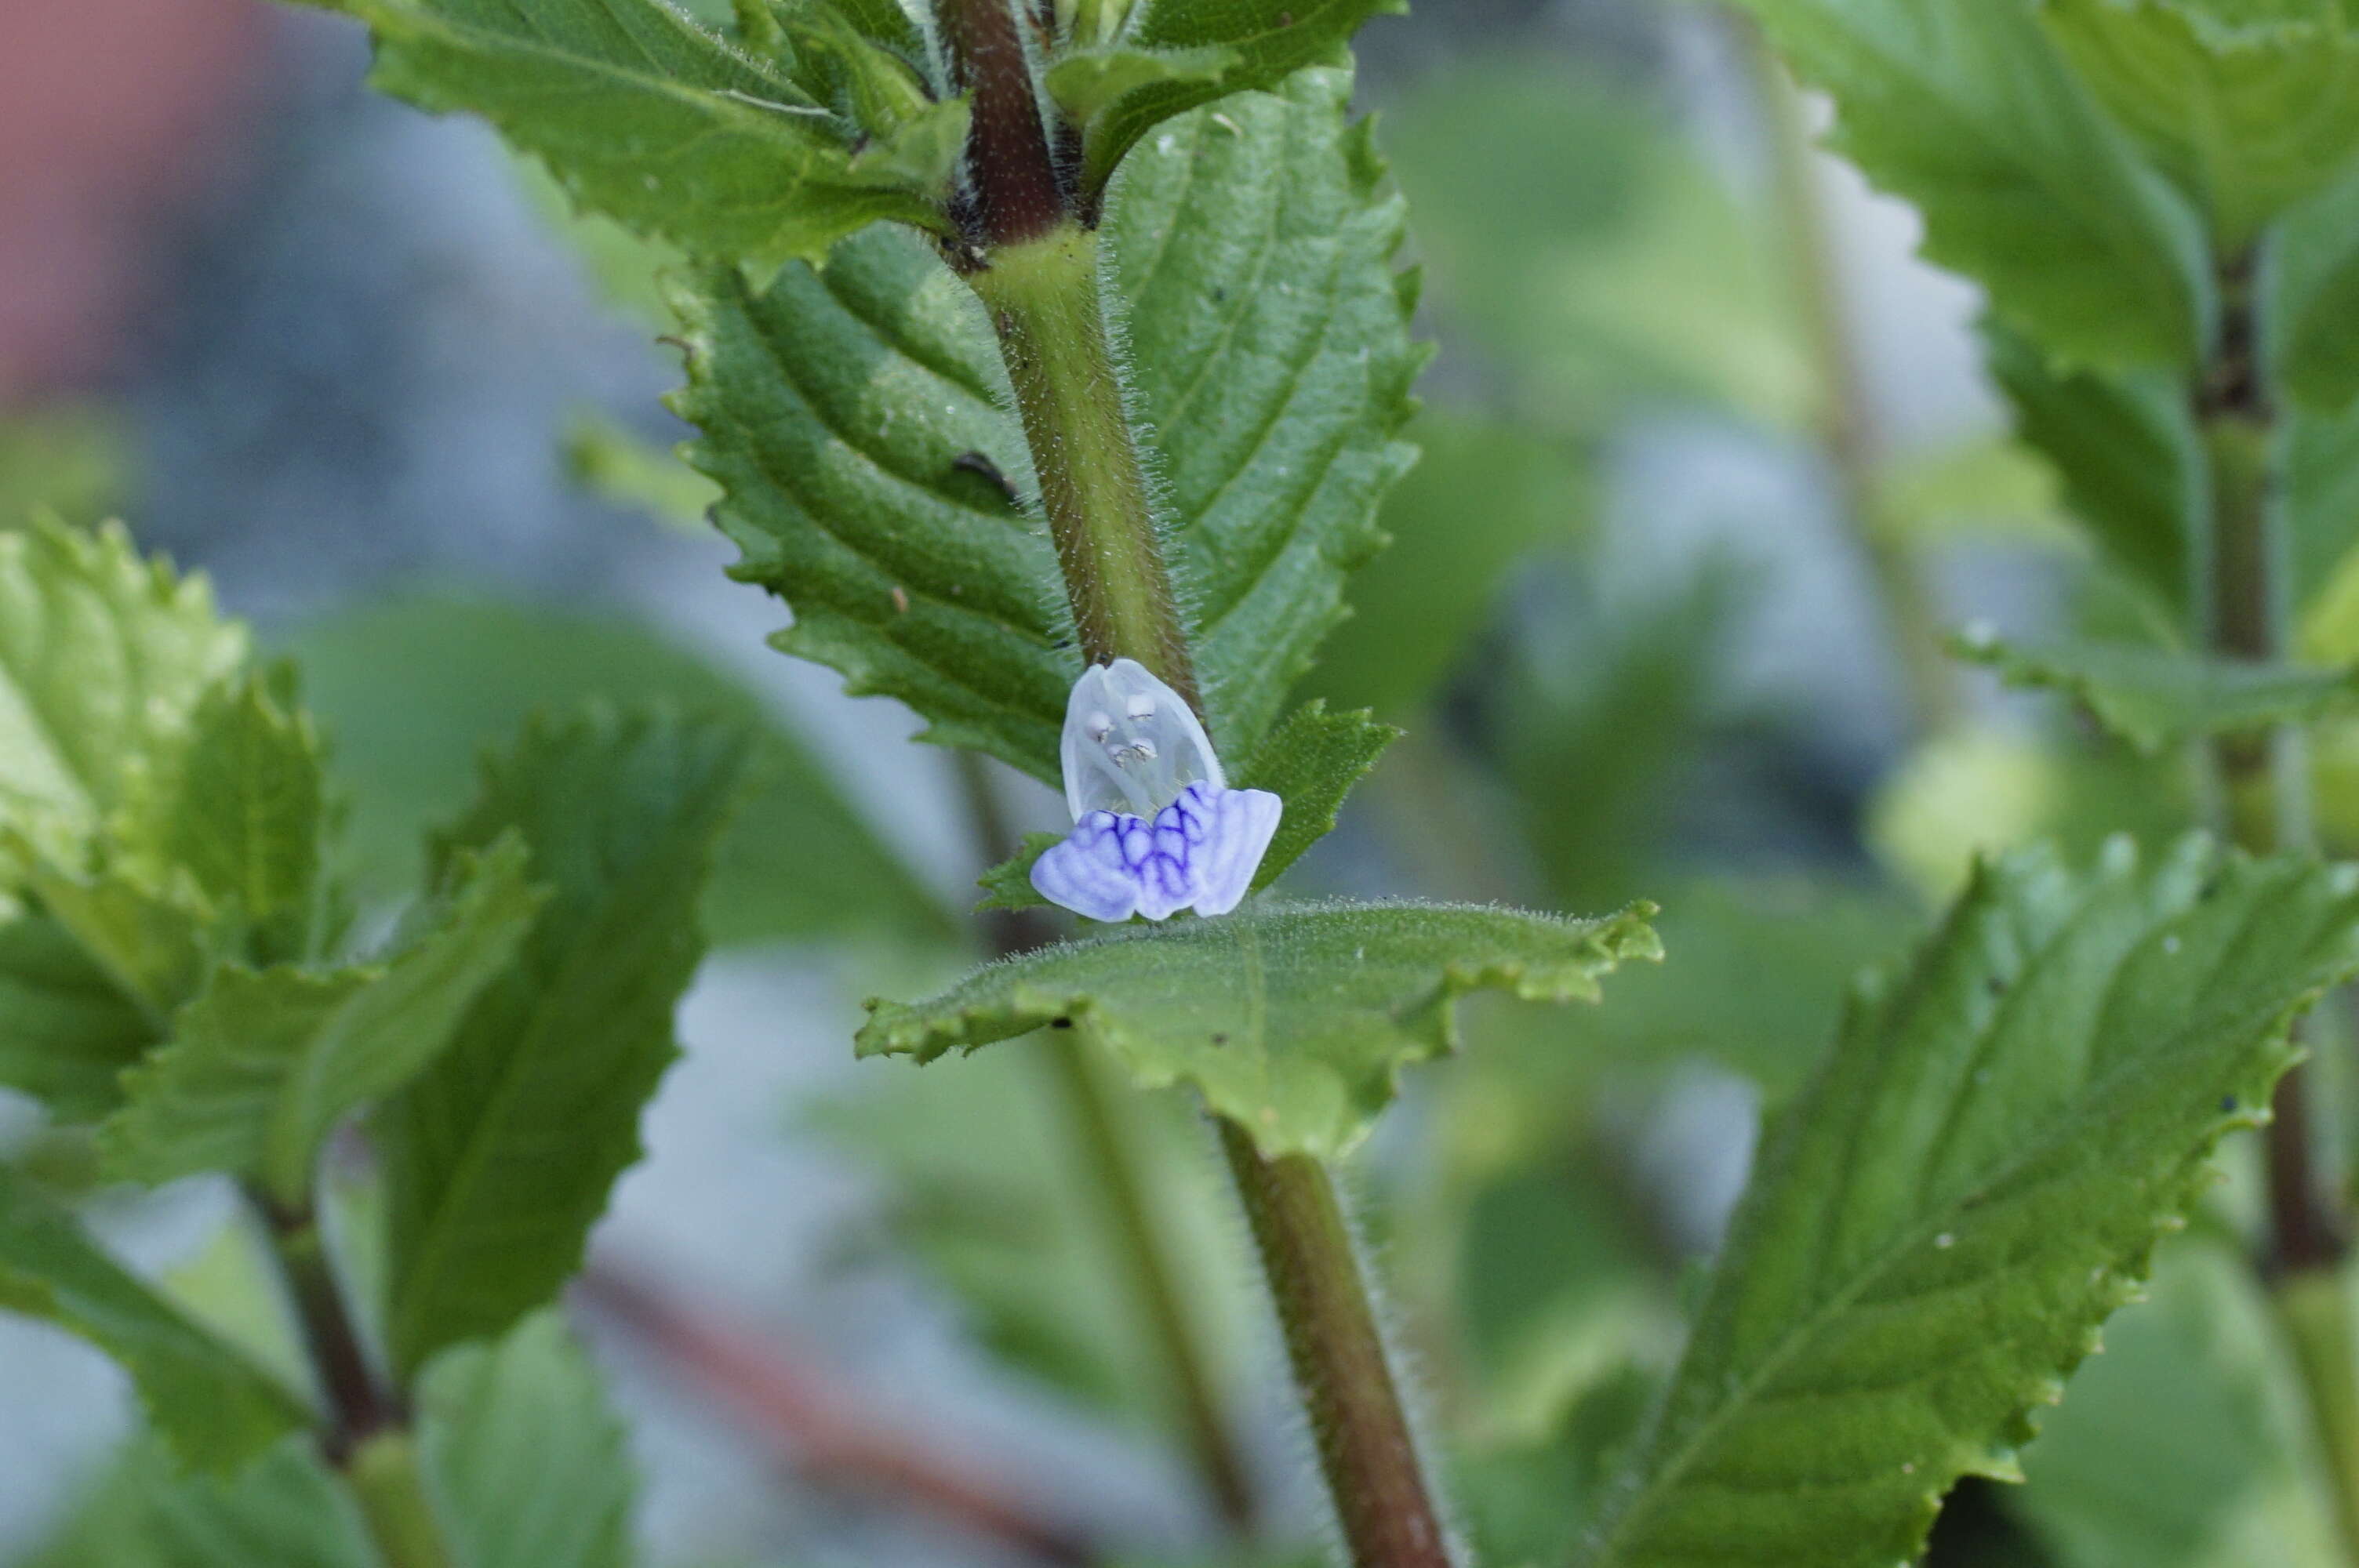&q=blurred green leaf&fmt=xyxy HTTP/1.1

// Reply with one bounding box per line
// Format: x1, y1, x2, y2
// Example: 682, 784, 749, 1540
25, 1436, 372, 1568
291, 0, 958, 270
1313, 414, 1590, 720
141, 673, 327, 967
2274, 161, 2359, 408
416, 1312, 634, 1568
2293, 396, 2359, 658
0, 1167, 312, 1474
1385, 63, 1808, 429
564, 413, 720, 532
2041, 0, 2359, 247
1578, 838, 2359, 1568
378, 710, 744, 1375
2006, 1239, 2342, 1568
1953, 630, 2359, 752
282, 594, 950, 947
1870, 434, 2070, 546
678, 67, 1418, 778
0, 904, 156, 1121
13, 856, 213, 1022
809, 1040, 1249, 1421
1736, 0, 2211, 370
1986, 321, 2200, 627
0, 521, 245, 867
860, 899, 1660, 1161
101, 838, 543, 1202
